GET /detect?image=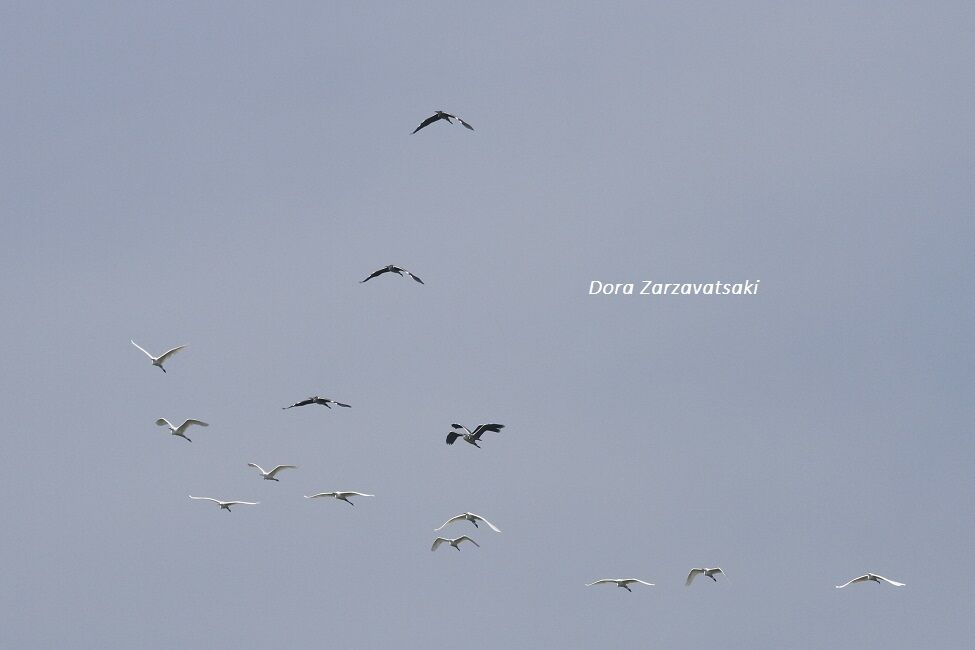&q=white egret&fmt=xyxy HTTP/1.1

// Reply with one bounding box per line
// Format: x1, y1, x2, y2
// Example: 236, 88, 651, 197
304, 491, 373, 506
431, 536, 479, 552
685, 568, 728, 586
835, 573, 905, 588
434, 512, 501, 532
155, 418, 208, 442
188, 496, 258, 511
131, 340, 186, 373
247, 463, 297, 481
586, 579, 655, 592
